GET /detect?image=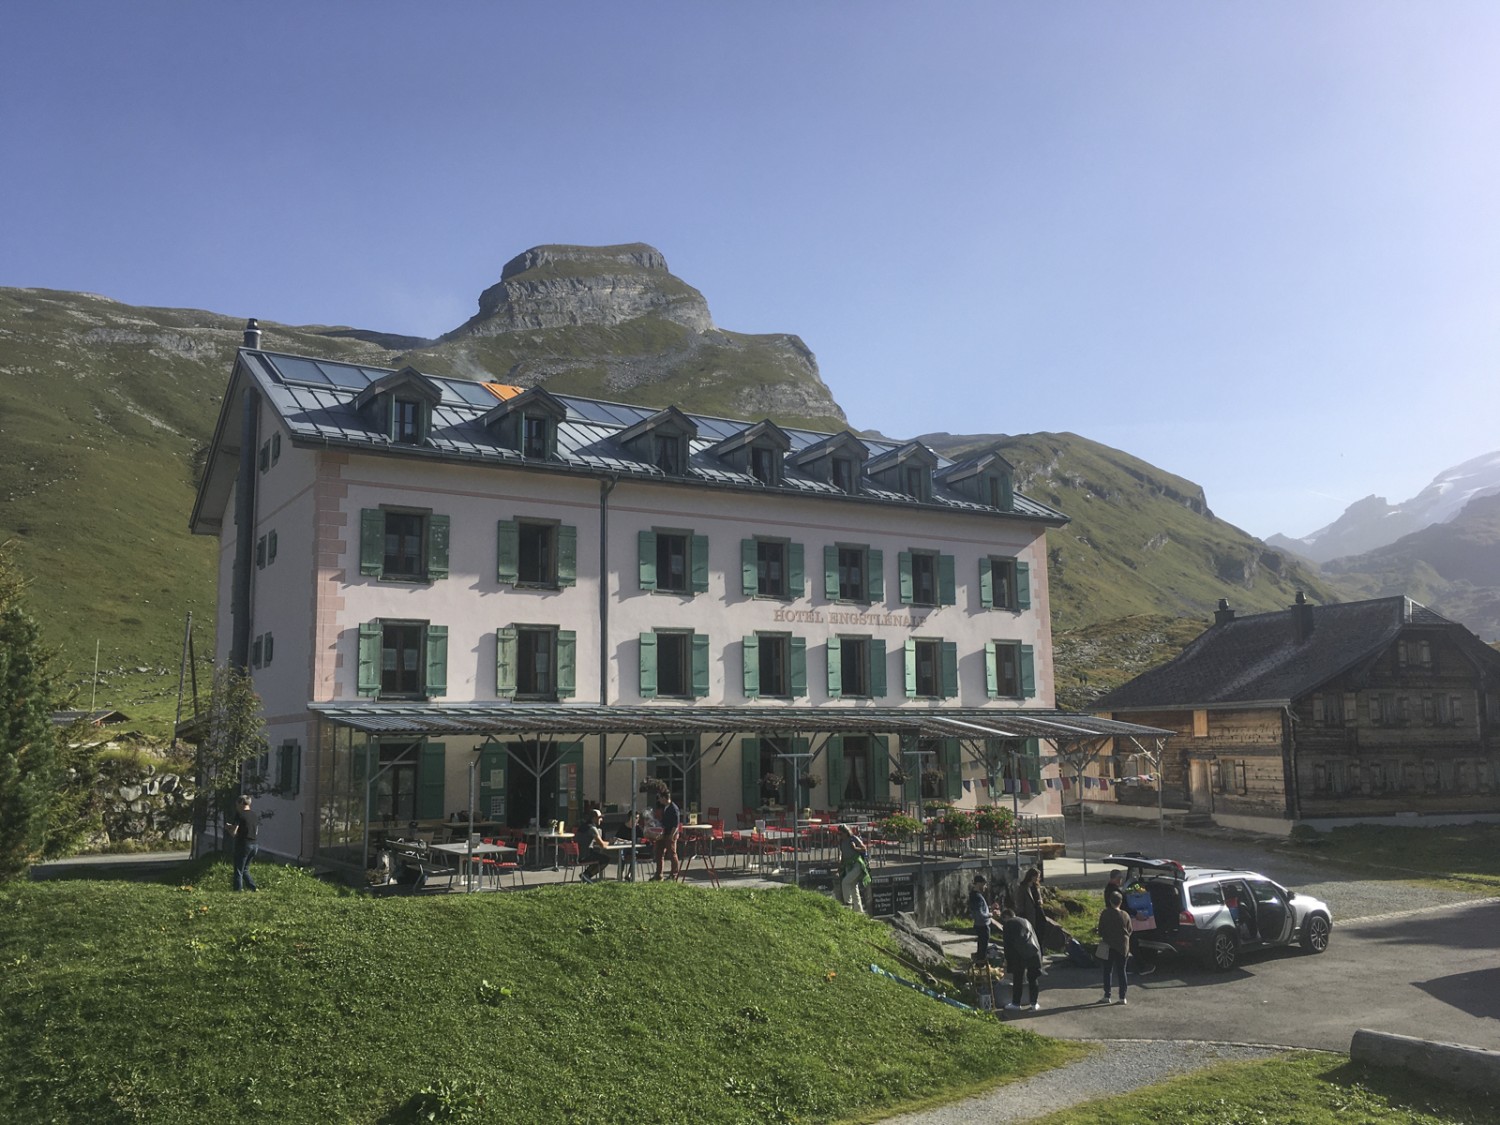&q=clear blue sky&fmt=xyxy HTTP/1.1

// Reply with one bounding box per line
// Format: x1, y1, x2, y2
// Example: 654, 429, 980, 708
5, 2, 1498, 540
